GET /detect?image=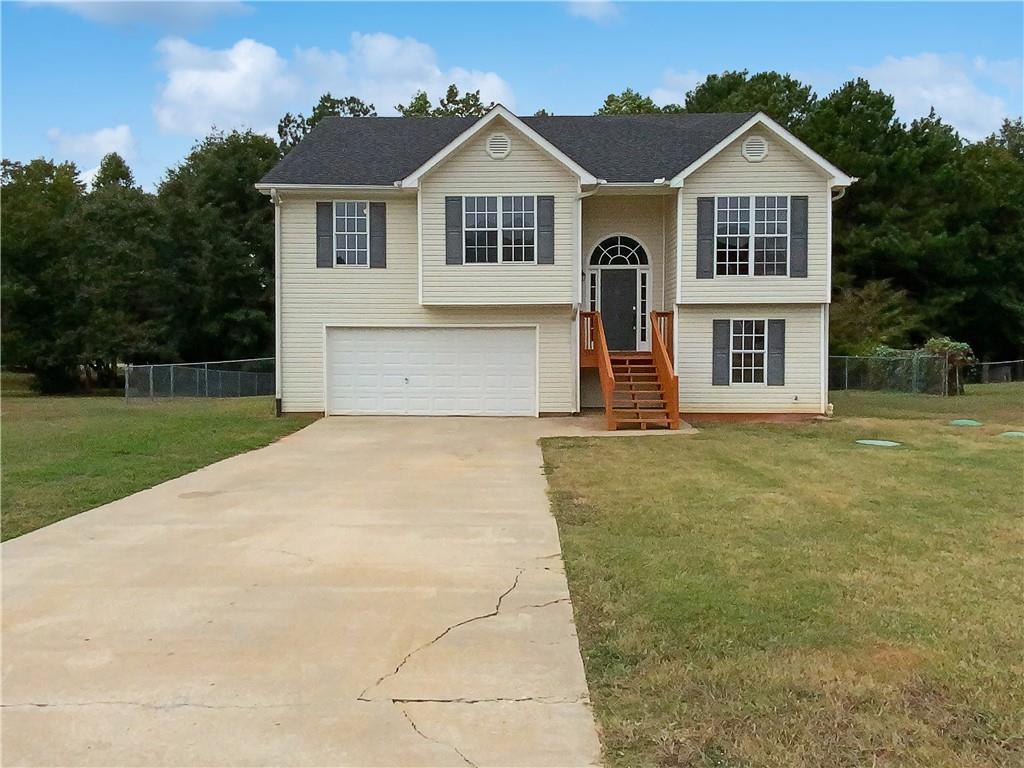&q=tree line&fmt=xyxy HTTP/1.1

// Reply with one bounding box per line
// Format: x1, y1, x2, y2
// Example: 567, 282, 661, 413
3, 74, 1021, 392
